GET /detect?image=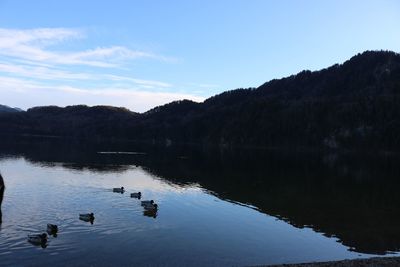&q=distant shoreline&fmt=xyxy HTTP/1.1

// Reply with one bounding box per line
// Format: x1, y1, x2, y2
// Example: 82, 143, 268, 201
264, 257, 400, 267
1, 133, 400, 156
